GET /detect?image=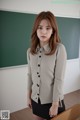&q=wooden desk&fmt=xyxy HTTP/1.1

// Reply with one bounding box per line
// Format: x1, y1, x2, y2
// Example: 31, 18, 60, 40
10, 104, 80, 120
10, 108, 33, 120
51, 104, 80, 120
